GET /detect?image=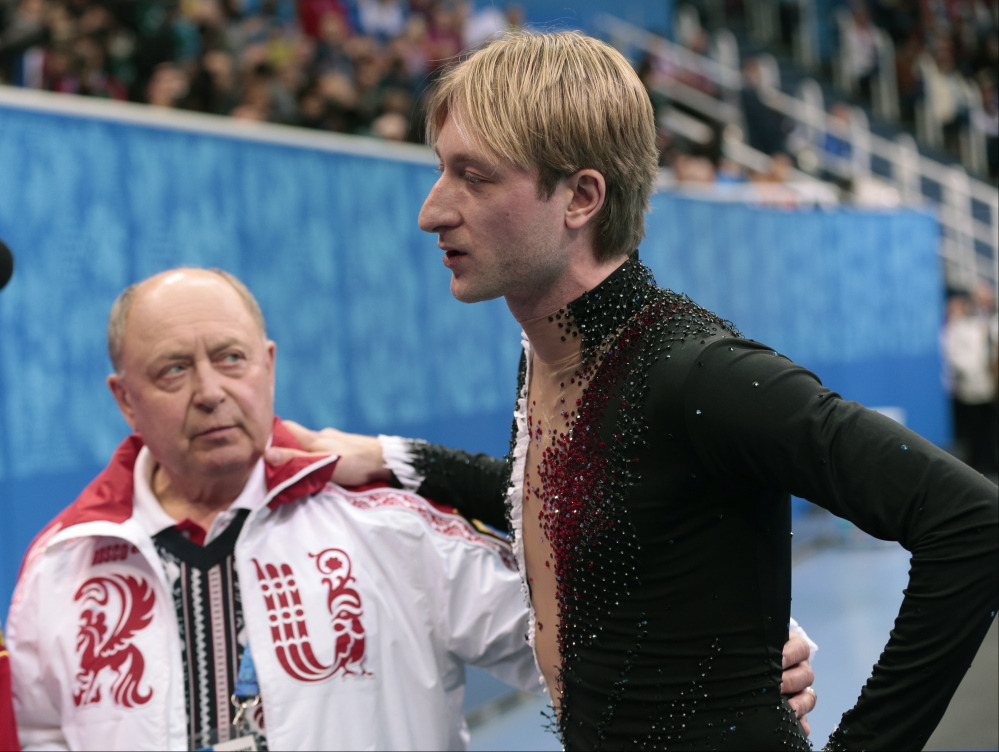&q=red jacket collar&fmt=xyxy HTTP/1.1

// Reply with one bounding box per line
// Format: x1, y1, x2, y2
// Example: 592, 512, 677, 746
265, 418, 339, 508
46, 417, 338, 530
